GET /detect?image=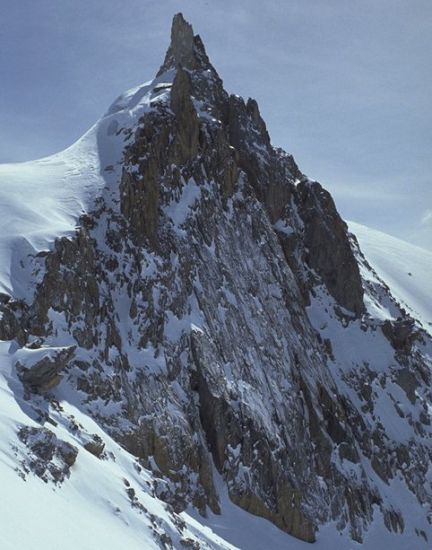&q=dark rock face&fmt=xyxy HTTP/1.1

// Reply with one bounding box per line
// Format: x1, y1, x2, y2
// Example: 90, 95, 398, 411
295, 180, 365, 315
16, 346, 76, 393
382, 318, 416, 352
6, 12, 432, 545
17, 426, 78, 483
158, 14, 200, 74
83, 434, 106, 459
0, 301, 26, 343
29, 228, 100, 348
